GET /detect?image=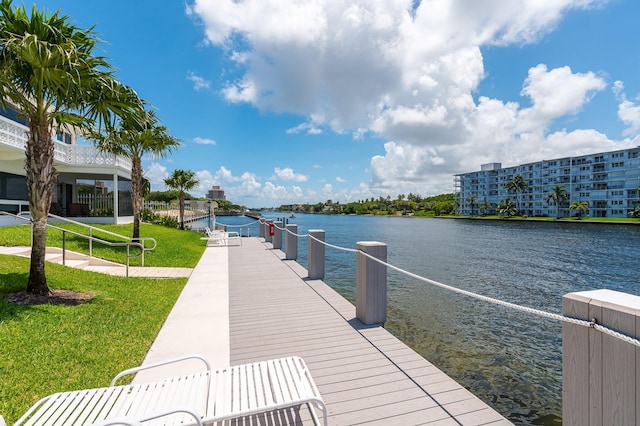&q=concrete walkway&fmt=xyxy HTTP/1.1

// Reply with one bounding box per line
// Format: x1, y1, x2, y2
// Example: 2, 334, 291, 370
132, 244, 230, 383
0, 246, 193, 278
